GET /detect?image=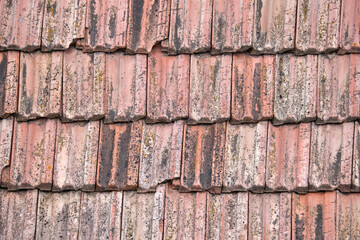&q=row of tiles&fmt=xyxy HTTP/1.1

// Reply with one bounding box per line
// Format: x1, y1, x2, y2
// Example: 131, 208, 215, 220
1, 0, 360, 54
1, 118, 360, 193
1, 186, 359, 240
1, 49, 359, 124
